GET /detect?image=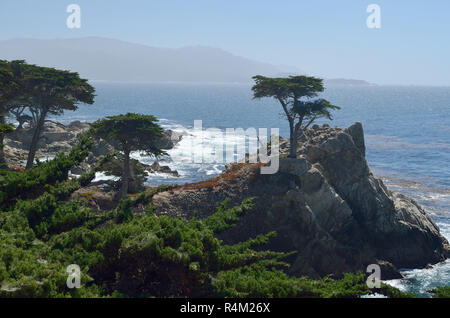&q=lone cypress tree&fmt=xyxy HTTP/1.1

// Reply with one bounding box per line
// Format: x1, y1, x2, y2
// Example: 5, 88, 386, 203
91, 113, 165, 198
252, 75, 340, 158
